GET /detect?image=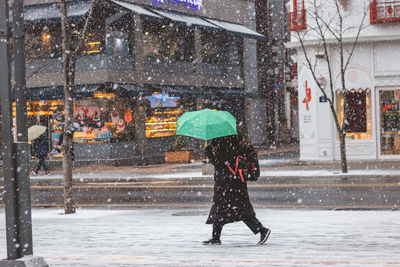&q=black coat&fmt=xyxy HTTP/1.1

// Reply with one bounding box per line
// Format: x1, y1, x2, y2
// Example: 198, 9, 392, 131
205, 137, 256, 225
33, 133, 49, 158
